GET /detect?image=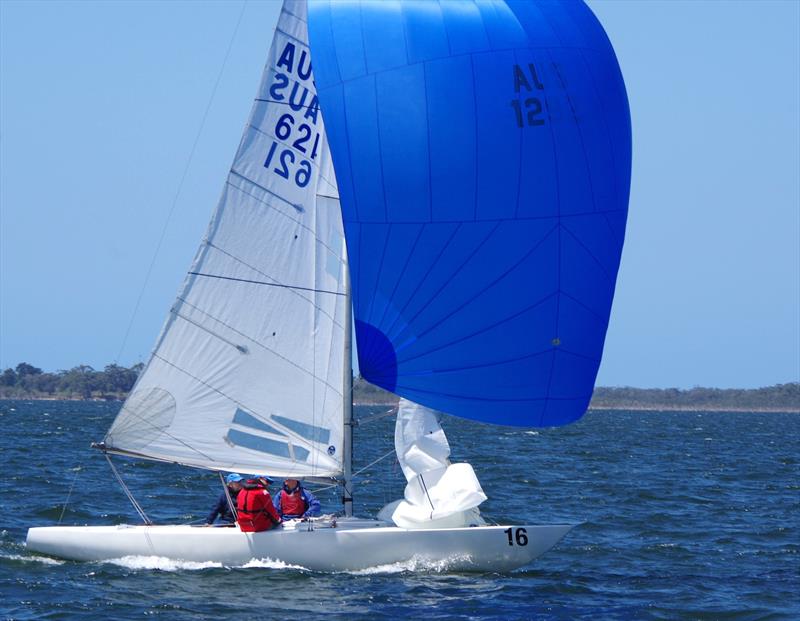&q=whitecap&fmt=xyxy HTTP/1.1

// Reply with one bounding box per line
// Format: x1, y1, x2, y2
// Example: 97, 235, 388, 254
524, 431, 539, 436
104, 555, 223, 571
240, 557, 307, 570
2, 553, 65, 566
345, 554, 473, 575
